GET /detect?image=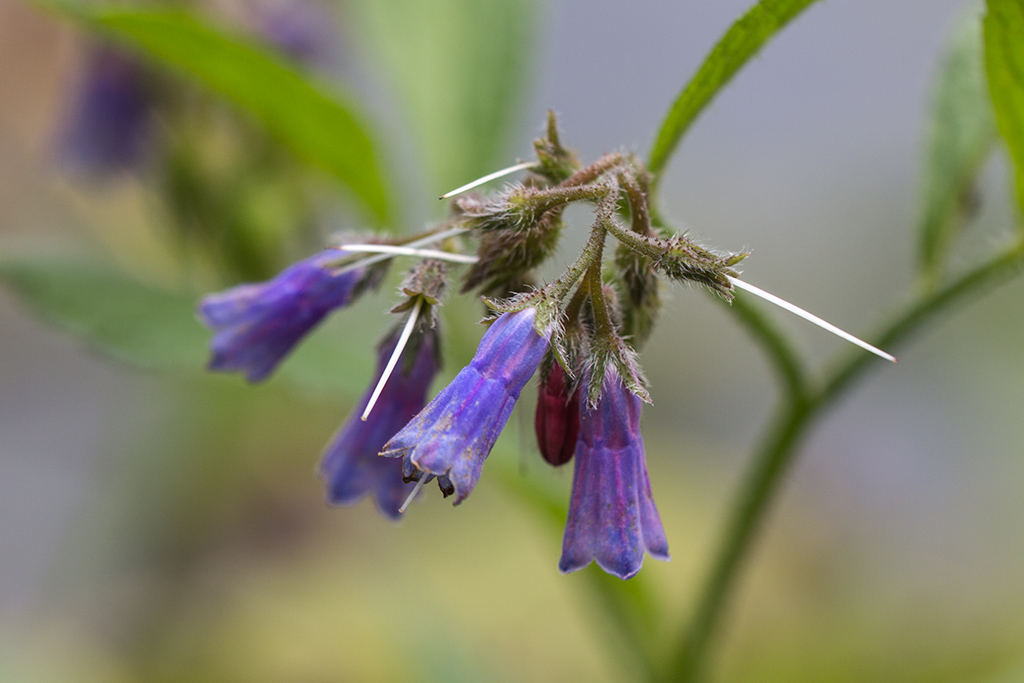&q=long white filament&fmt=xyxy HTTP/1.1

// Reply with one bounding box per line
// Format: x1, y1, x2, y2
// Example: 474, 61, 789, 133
332, 226, 469, 274
399, 475, 429, 514
439, 161, 540, 199
337, 243, 479, 264
728, 276, 896, 363
361, 298, 424, 421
